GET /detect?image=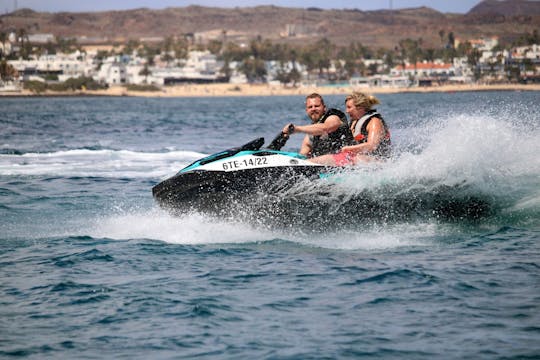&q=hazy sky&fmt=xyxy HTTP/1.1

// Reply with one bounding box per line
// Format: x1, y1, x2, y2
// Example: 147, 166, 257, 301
1, 0, 483, 14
